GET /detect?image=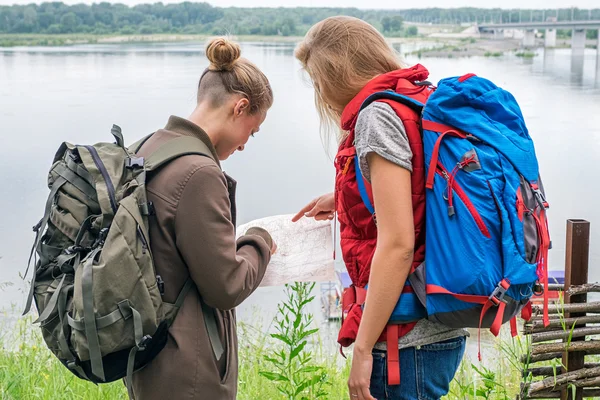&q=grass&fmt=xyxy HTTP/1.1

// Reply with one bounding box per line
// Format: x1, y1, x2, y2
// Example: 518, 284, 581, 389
3, 282, 575, 400
0, 34, 101, 47
0, 315, 350, 400
515, 51, 537, 58
449, 330, 530, 400
0, 317, 126, 399
485, 52, 504, 57
237, 320, 351, 399
0, 33, 300, 47
1, 315, 532, 399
